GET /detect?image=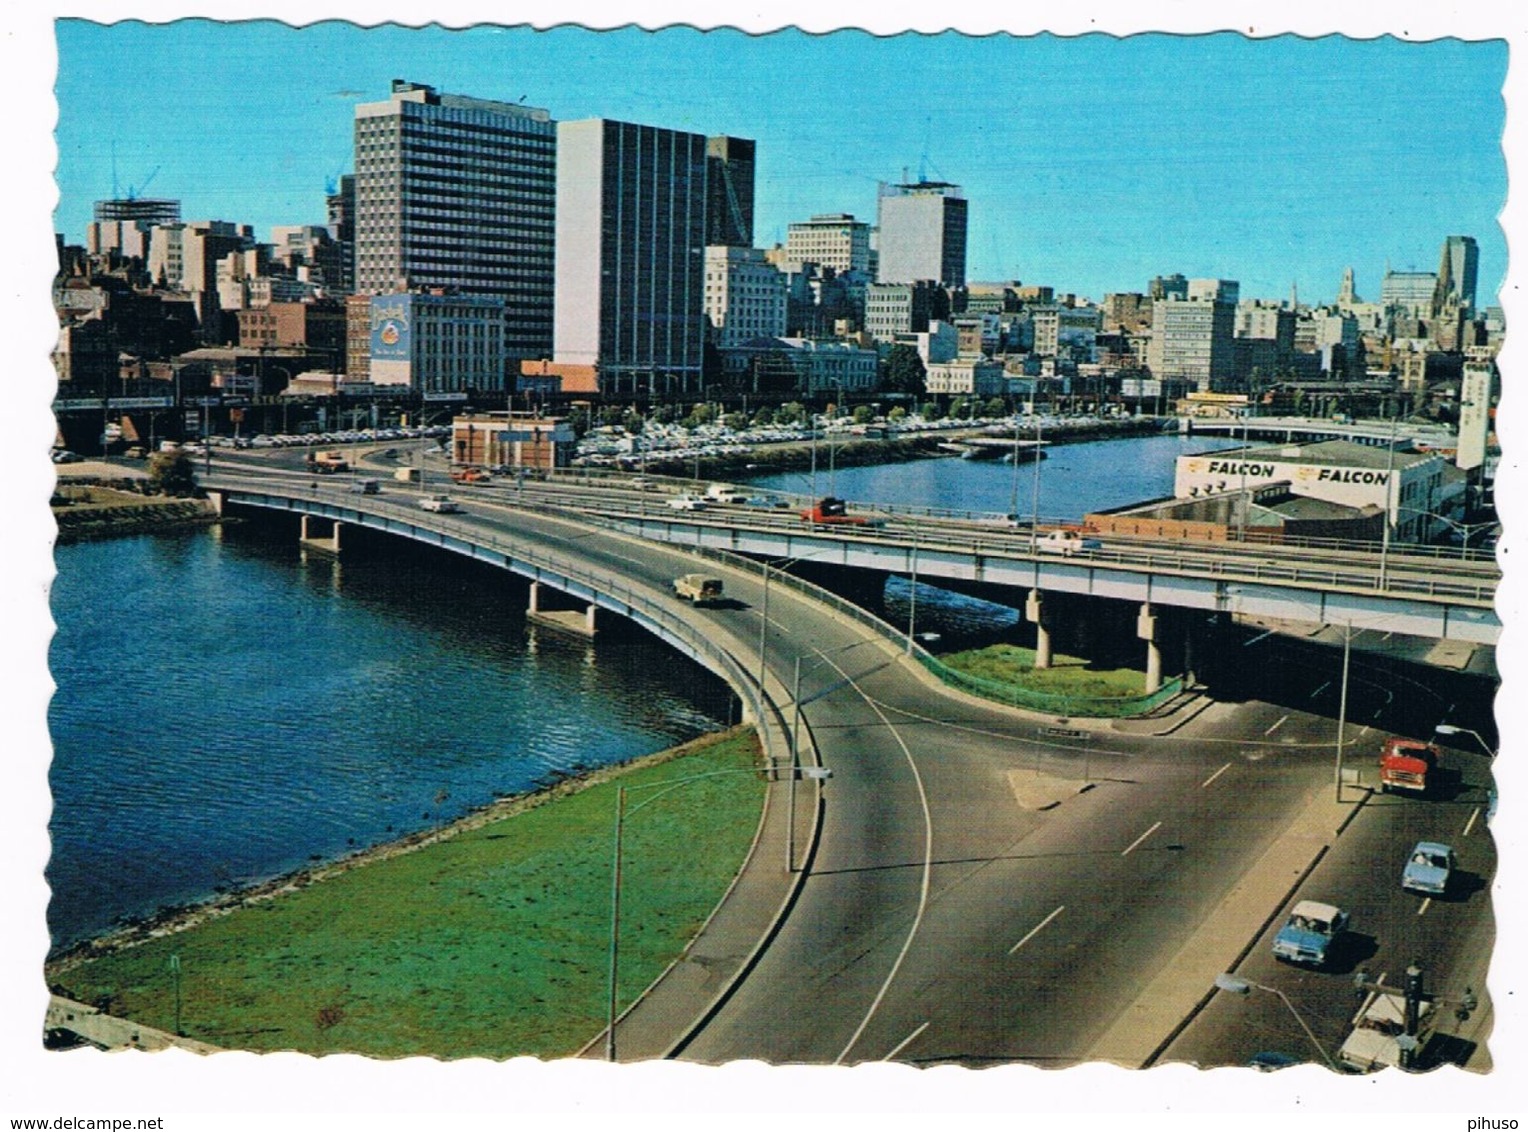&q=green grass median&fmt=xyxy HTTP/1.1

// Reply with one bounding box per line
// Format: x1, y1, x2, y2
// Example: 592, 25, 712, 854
940, 643, 1147, 699
49, 727, 767, 1060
